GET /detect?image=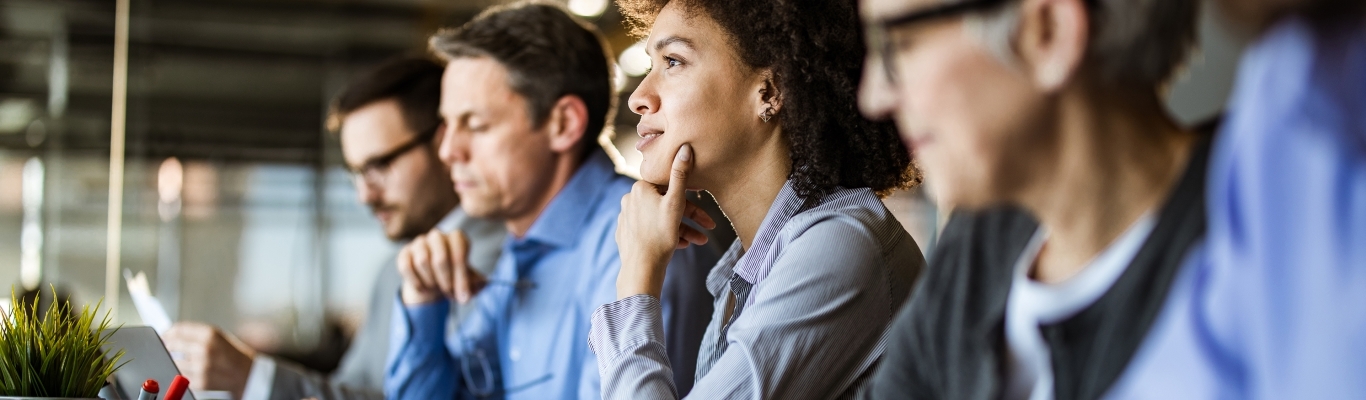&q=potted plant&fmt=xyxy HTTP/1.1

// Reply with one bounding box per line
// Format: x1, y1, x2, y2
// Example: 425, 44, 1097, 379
0, 288, 126, 400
